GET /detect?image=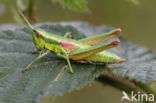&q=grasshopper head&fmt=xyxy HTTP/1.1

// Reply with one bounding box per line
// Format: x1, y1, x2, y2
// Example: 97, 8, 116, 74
33, 30, 41, 38
18, 10, 45, 50
31, 29, 45, 50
